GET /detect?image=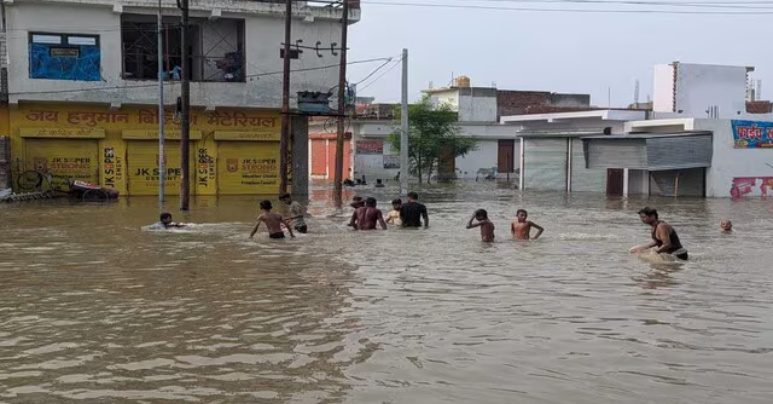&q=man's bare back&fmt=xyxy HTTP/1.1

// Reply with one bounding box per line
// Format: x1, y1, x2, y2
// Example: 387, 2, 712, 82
250, 200, 294, 239
351, 198, 387, 230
